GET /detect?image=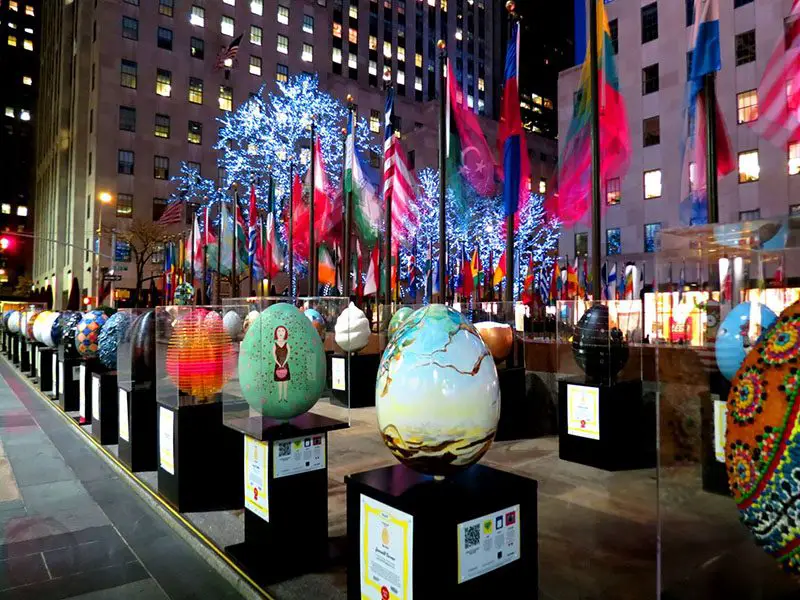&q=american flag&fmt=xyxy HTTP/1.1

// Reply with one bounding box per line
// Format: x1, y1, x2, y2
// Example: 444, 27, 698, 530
214, 33, 243, 70
157, 199, 184, 225
382, 88, 417, 246
749, 0, 800, 147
